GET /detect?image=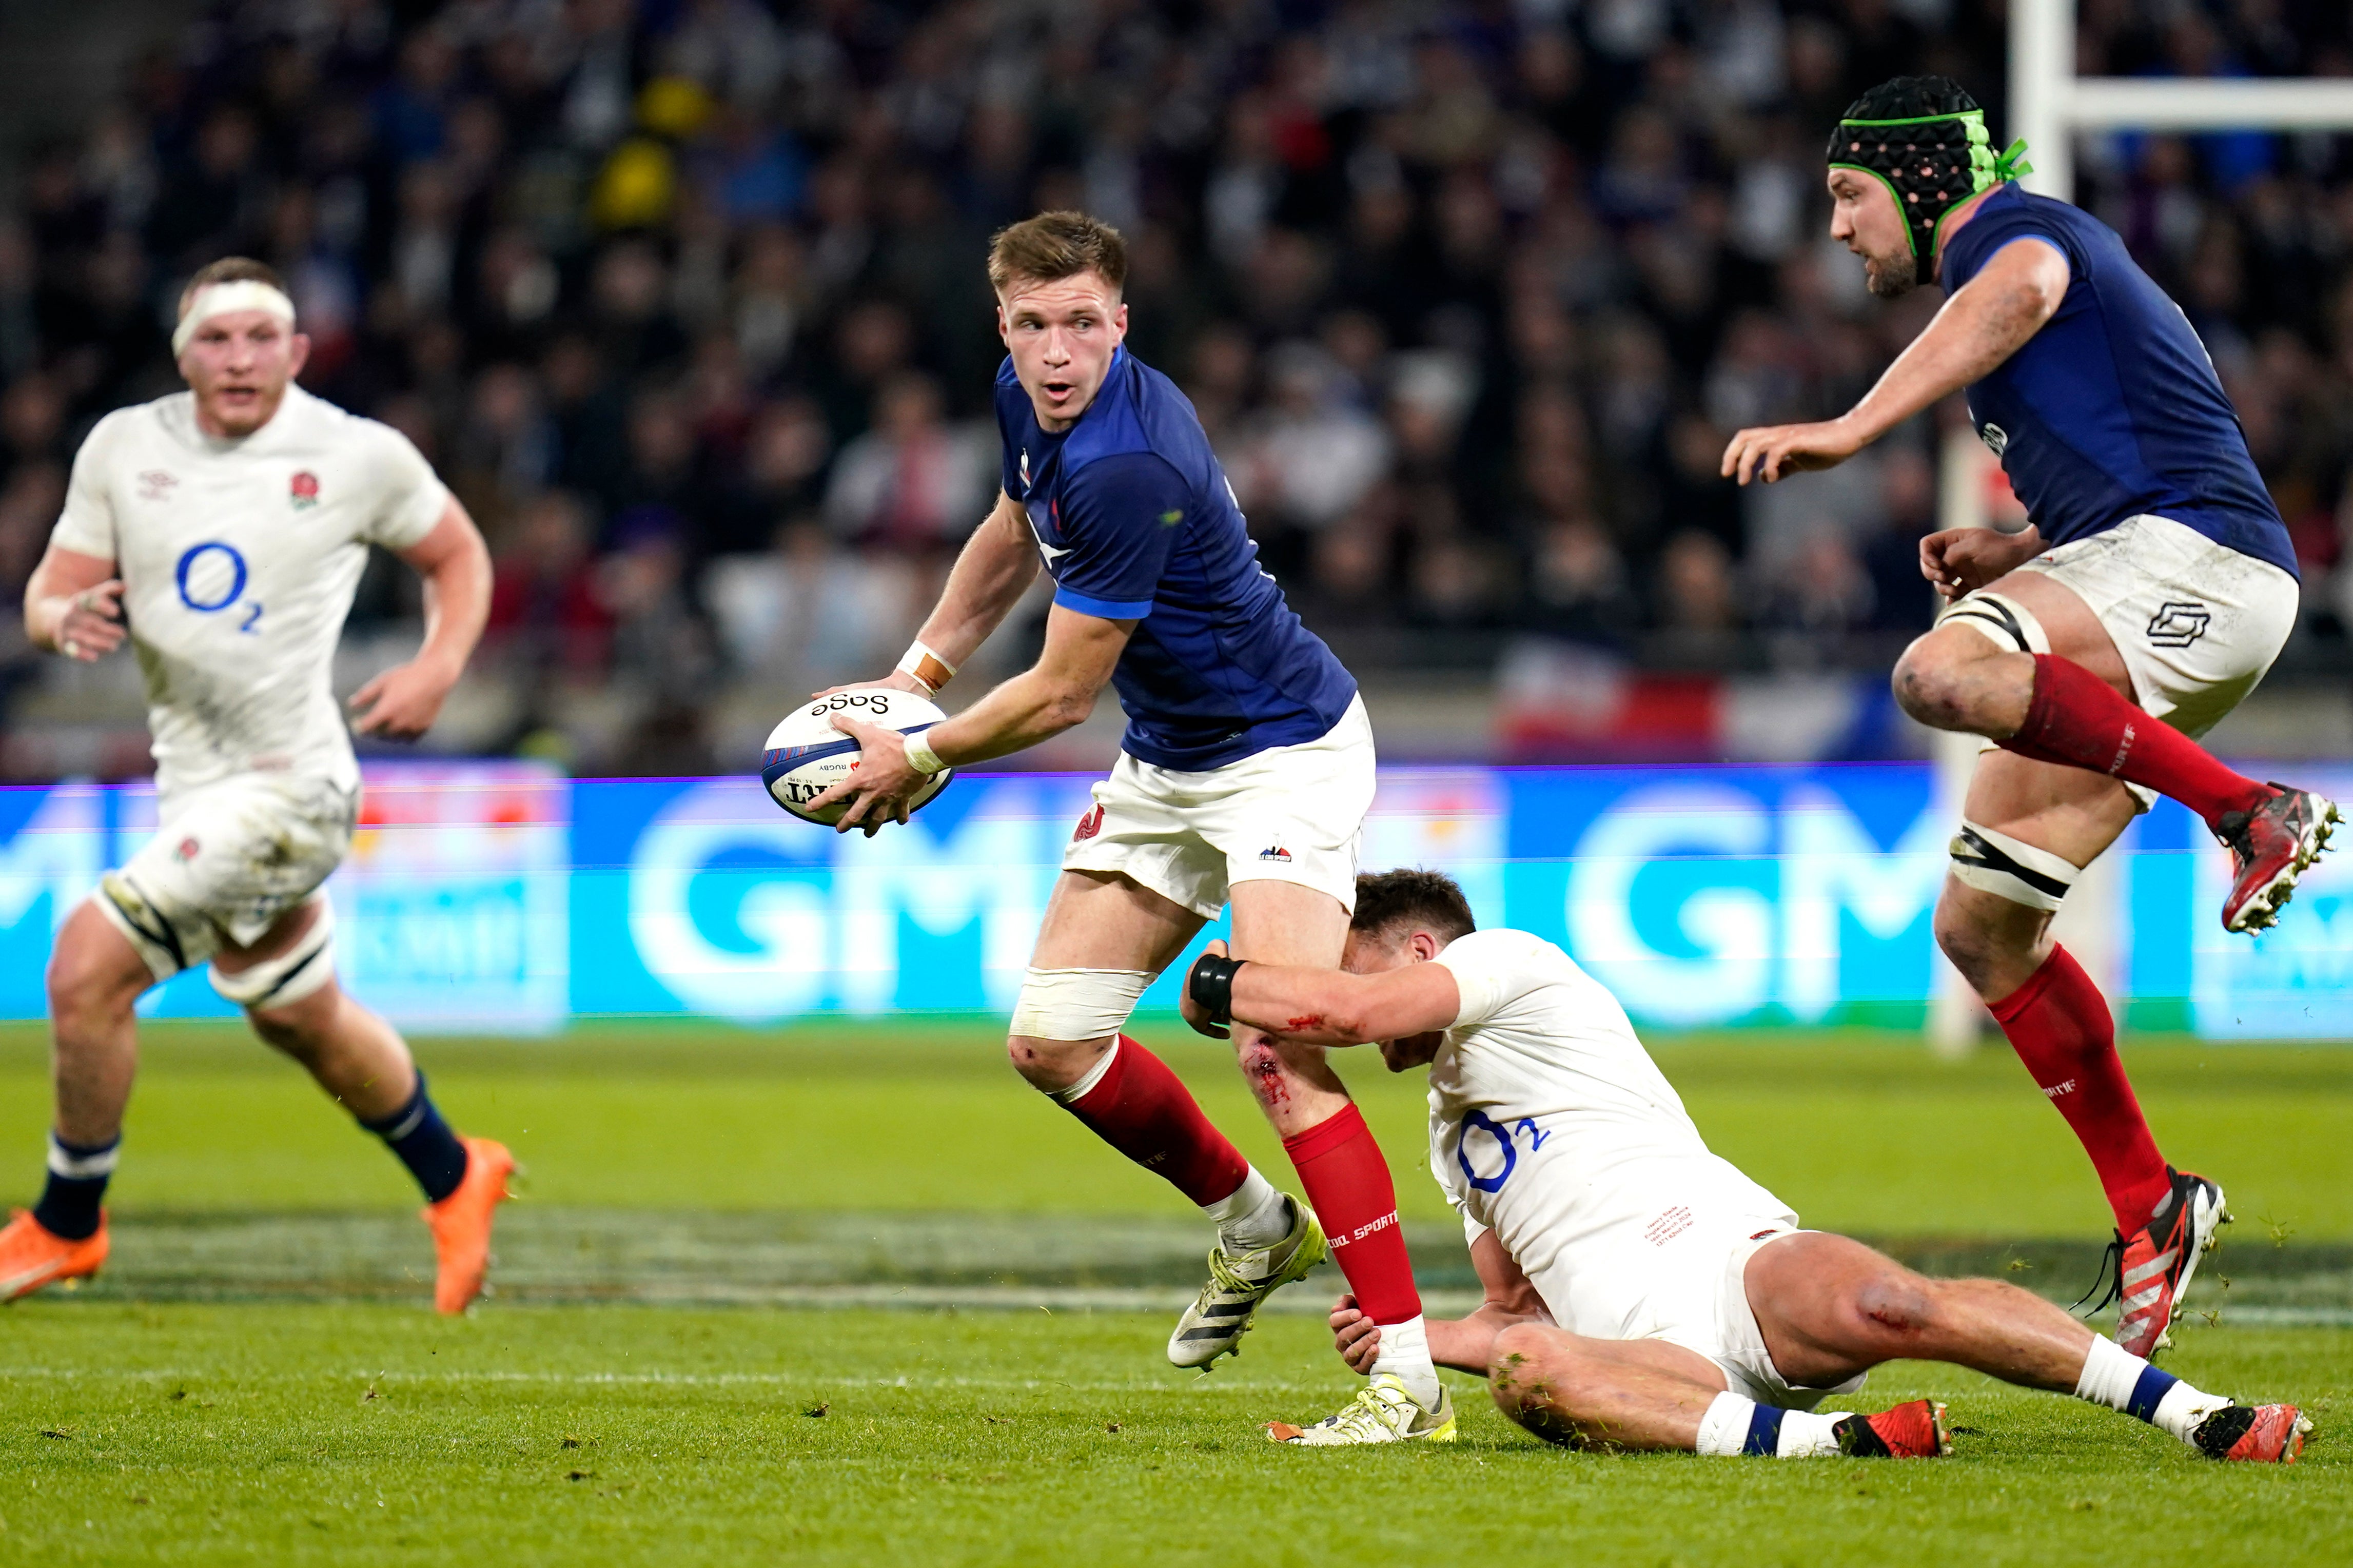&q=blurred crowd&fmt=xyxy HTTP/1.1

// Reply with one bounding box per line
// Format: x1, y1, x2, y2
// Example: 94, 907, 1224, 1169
0, 0, 2349, 772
